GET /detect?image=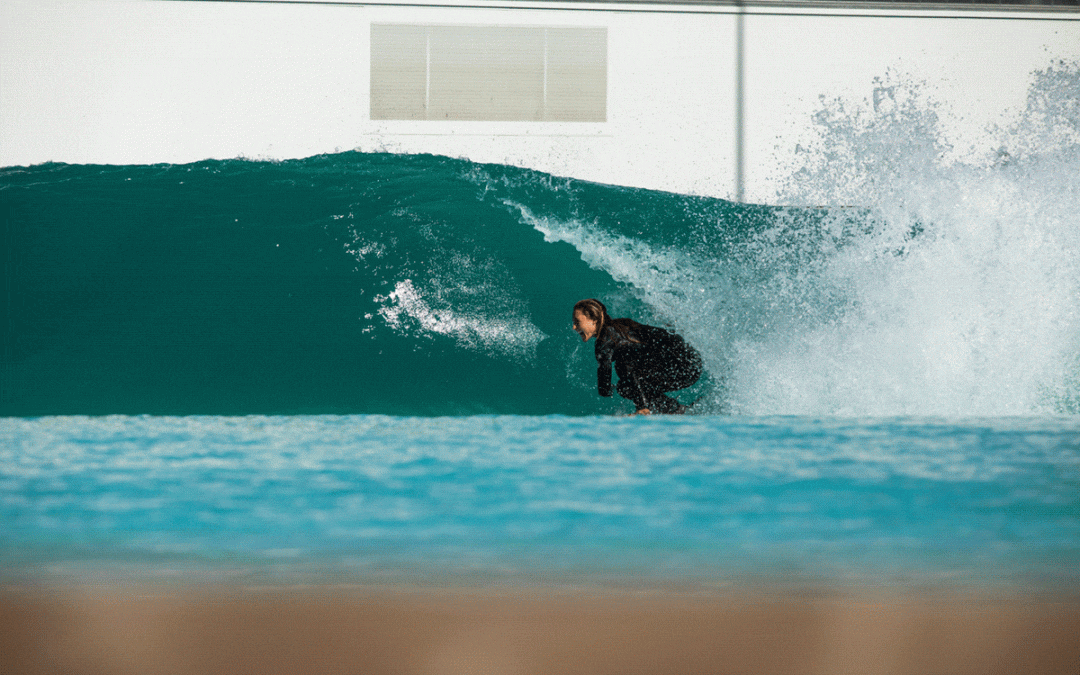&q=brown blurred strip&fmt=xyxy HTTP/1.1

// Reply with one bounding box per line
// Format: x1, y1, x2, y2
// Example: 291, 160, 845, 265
2, 586, 1079, 675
